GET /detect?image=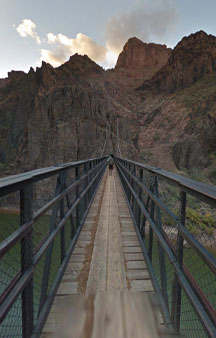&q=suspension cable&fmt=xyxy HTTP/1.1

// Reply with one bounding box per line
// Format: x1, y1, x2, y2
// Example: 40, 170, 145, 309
117, 116, 122, 158
100, 121, 107, 157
